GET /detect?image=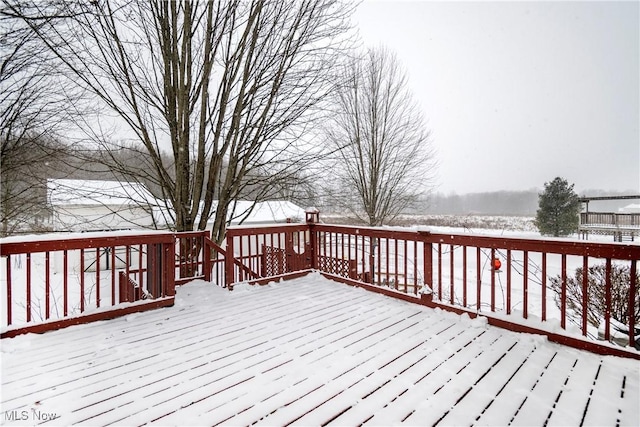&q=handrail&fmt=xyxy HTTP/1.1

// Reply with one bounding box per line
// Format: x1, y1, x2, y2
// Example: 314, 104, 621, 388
305, 223, 639, 354
3, 220, 638, 359
1, 232, 176, 337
